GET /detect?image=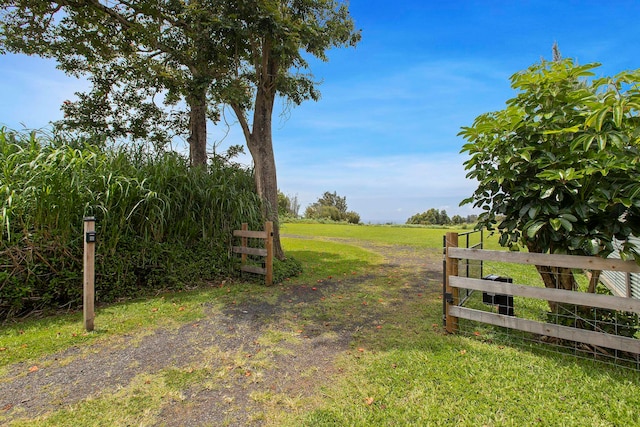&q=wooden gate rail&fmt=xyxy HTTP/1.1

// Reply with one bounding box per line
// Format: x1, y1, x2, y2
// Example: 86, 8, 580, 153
448, 305, 640, 354
444, 232, 640, 354
450, 276, 640, 313
448, 247, 640, 273
232, 221, 273, 286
